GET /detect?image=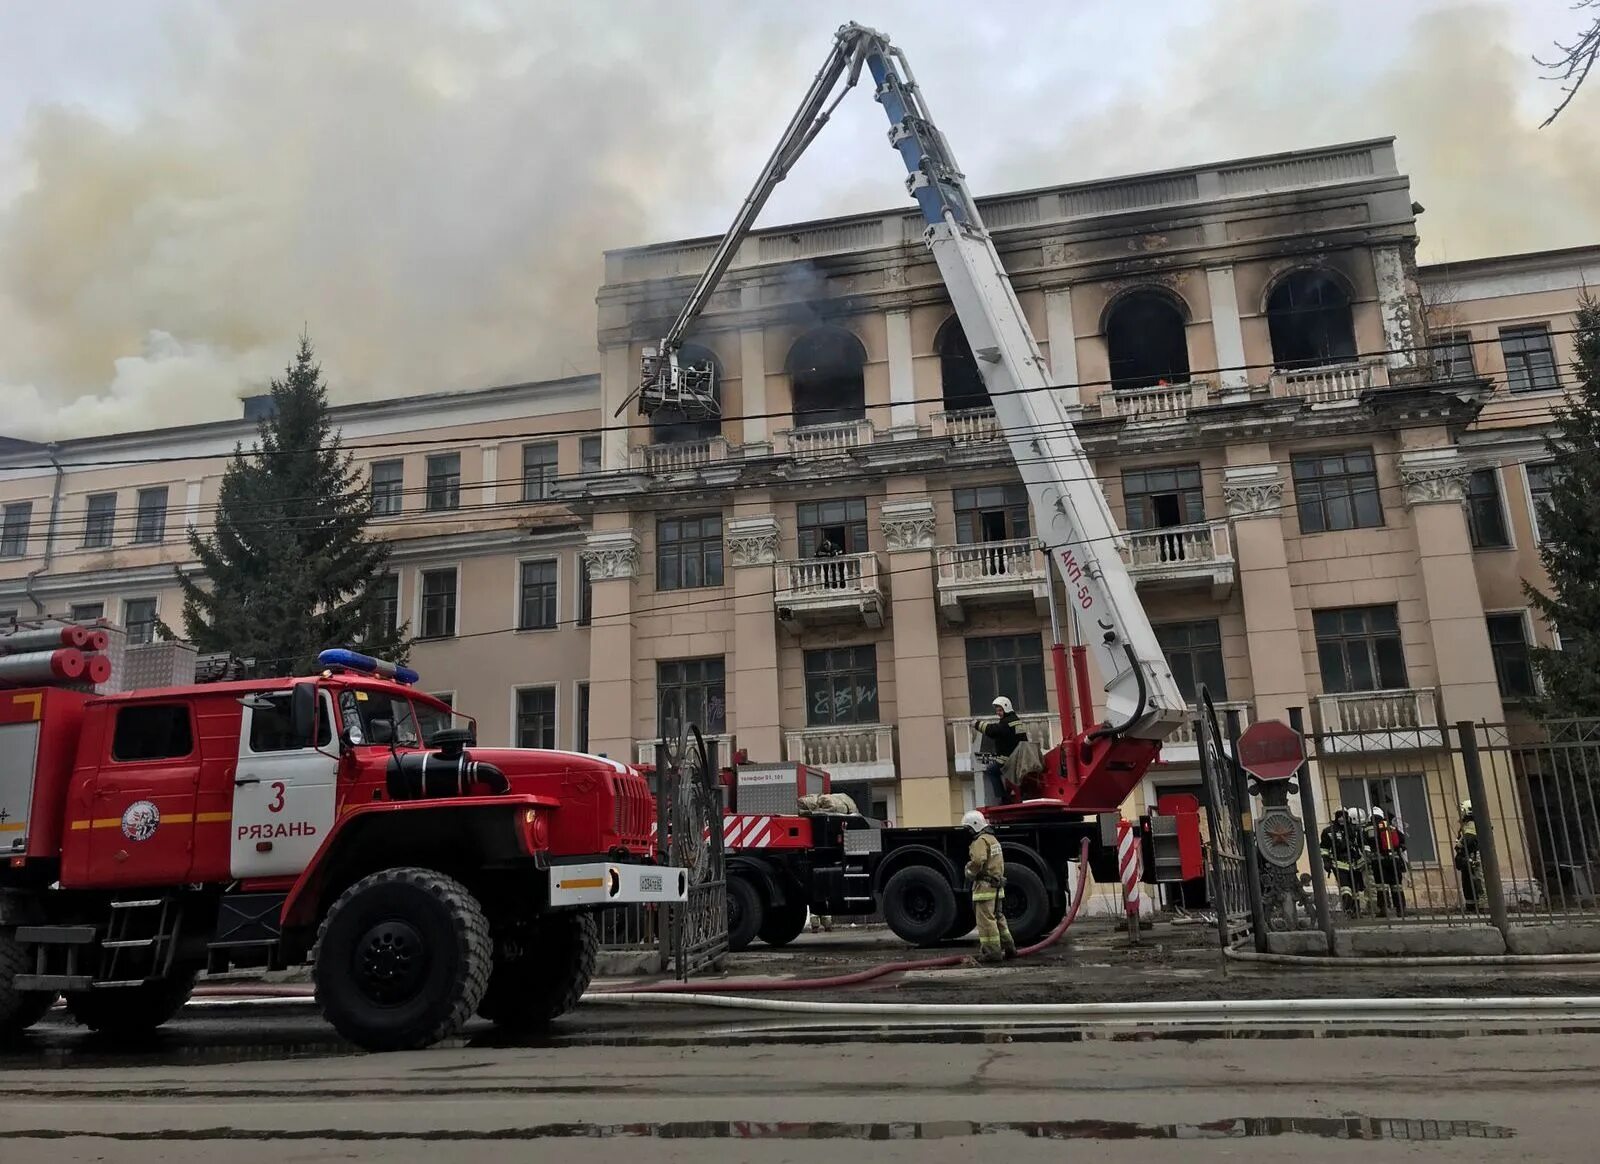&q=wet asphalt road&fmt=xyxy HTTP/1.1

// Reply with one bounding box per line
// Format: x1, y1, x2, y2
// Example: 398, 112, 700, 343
4, 1001, 1600, 1161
